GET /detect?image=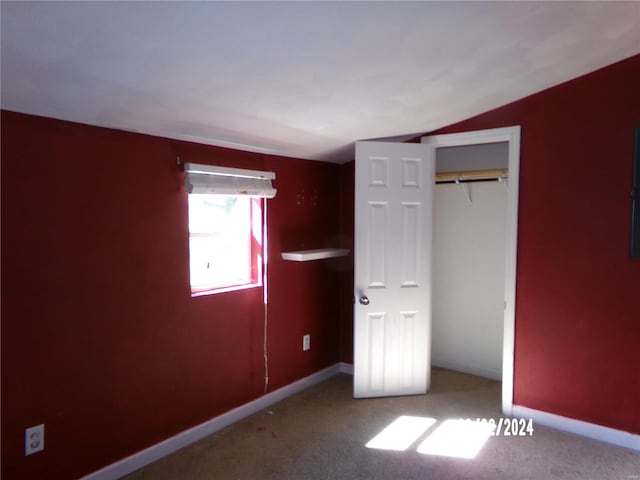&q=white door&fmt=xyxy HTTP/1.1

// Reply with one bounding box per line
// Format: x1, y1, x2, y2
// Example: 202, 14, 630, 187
354, 141, 435, 398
